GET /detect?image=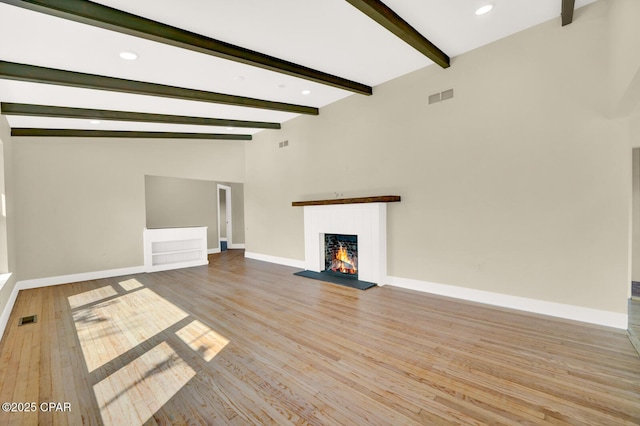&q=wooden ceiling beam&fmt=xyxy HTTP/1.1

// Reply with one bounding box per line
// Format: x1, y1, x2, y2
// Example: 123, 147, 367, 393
1, 103, 281, 129
345, 0, 449, 68
0, 0, 372, 95
561, 0, 575, 26
0, 61, 318, 115
11, 128, 252, 140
